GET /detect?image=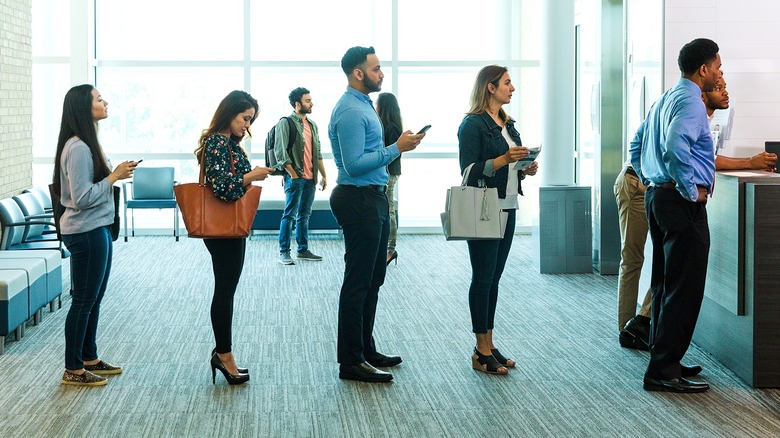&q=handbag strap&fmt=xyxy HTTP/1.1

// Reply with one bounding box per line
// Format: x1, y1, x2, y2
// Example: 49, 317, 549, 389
462, 163, 491, 221
198, 135, 237, 186
461, 163, 474, 186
